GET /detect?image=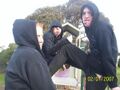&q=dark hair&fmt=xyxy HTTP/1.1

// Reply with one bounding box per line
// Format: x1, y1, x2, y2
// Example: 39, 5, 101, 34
80, 2, 99, 22
80, 2, 100, 28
